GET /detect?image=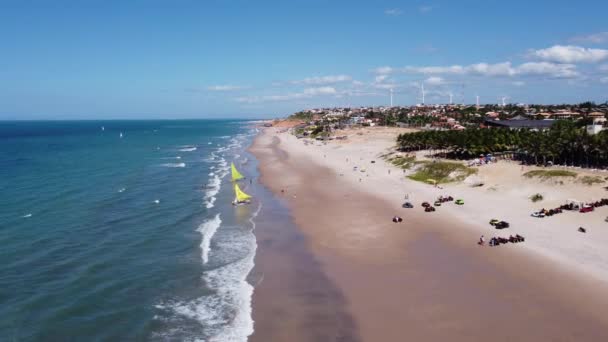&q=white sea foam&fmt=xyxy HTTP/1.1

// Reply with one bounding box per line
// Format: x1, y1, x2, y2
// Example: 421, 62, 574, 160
180, 147, 197, 152
118, 188, 126, 193
162, 203, 261, 342
152, 128, 261, 341
197, 213, 222, 264
204, 159, 230, 209
162, 163, 186, 168
22, 213, 32, 218
204, 174, 221, 209
154, 199, 160, 204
